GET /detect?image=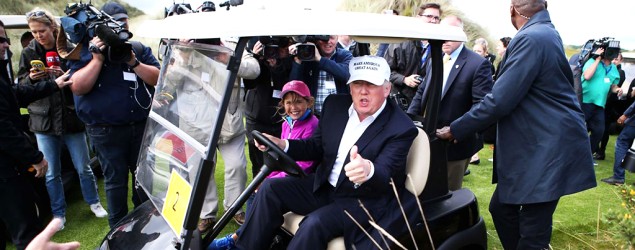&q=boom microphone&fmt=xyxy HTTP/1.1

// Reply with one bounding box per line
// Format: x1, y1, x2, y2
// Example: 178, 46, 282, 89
95, 24, 123, 46
45, 51, 60, 67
